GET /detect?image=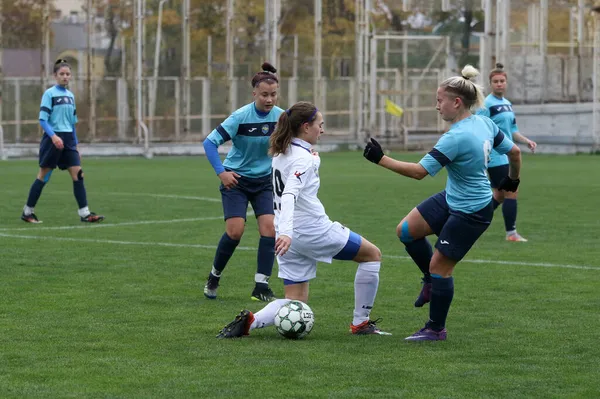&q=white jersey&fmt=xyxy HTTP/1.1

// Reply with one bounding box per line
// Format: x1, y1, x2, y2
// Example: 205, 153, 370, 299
272, 138, 330, 239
